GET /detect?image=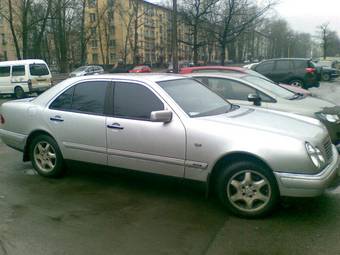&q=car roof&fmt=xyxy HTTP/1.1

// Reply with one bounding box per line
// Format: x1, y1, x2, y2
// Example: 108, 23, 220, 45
0, 59, 47, 66
180, 66, 245, 72
68, 73, 187, 83
187, 72, 247, 79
